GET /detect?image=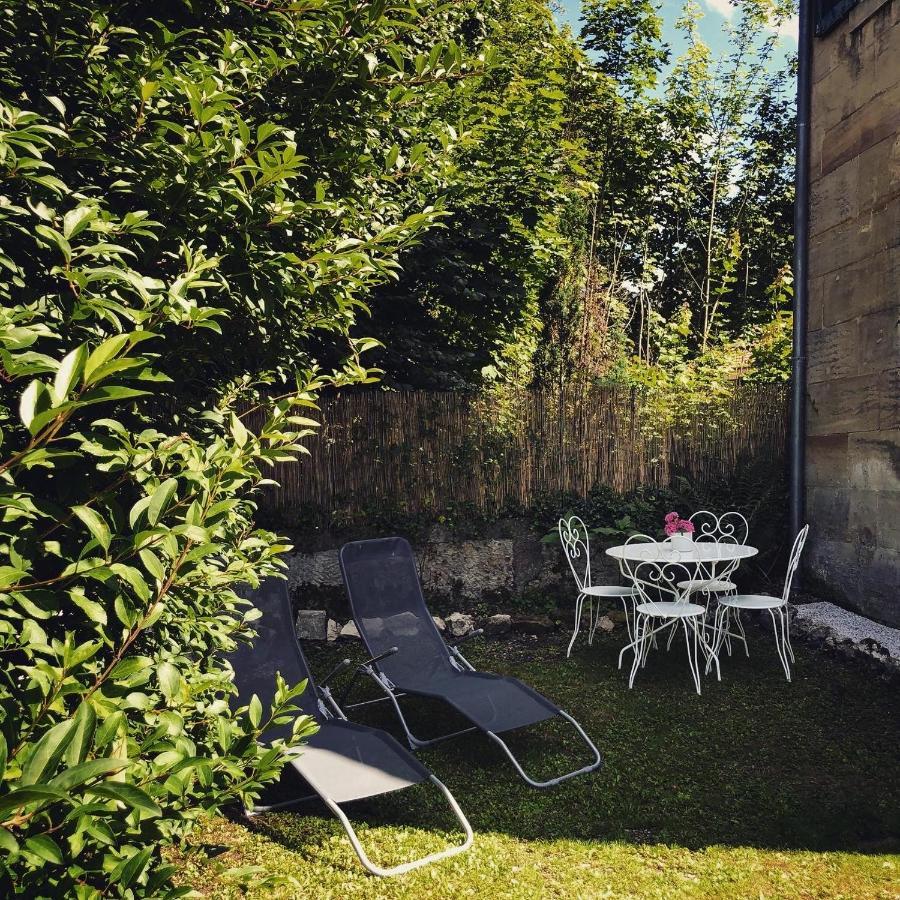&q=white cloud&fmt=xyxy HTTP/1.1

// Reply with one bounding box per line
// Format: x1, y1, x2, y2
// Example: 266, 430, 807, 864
772, 13, 799, 41
704, 0, 735, 18
702, 1, 798, 44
